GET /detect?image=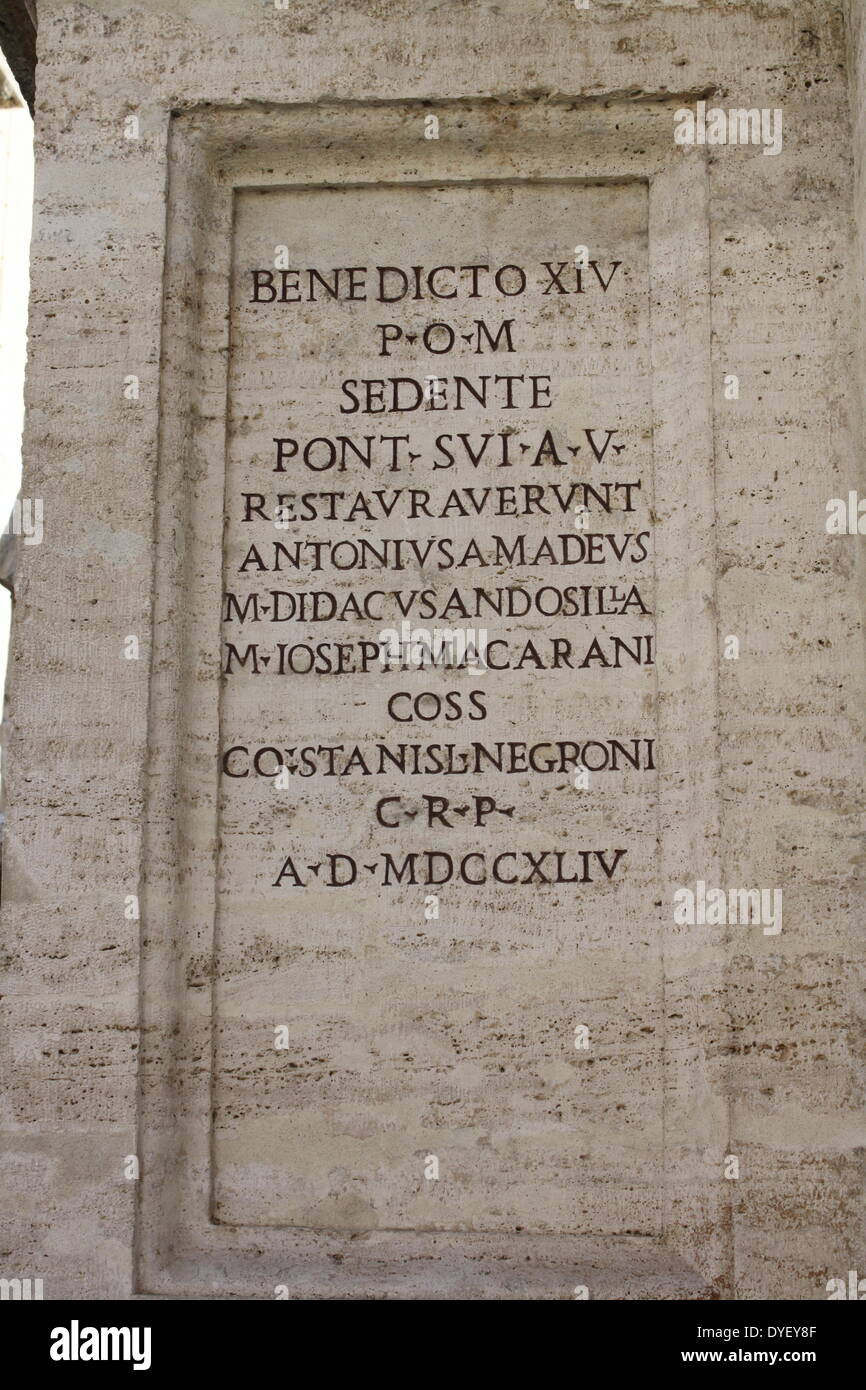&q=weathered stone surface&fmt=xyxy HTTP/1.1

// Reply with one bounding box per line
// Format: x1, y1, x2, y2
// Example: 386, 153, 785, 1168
1, 0, 864, 1300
